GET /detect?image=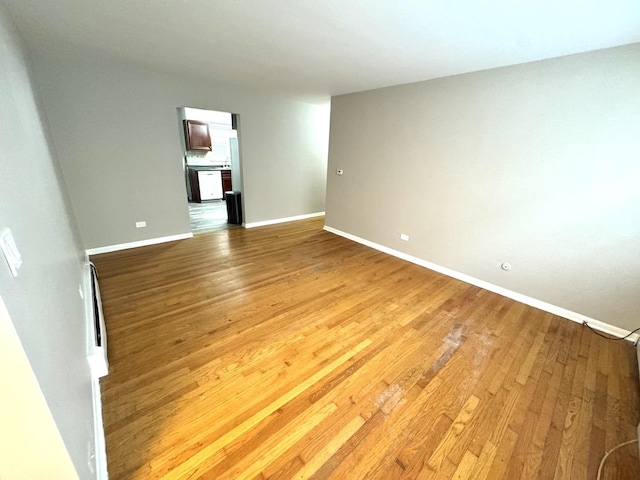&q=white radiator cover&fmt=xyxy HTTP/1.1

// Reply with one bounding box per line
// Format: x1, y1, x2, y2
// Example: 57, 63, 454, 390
85, 262, 108, 378
84, 261, 109, 479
